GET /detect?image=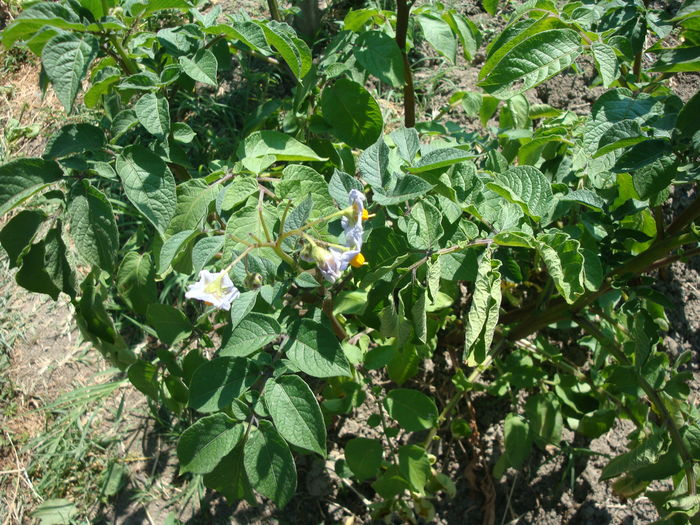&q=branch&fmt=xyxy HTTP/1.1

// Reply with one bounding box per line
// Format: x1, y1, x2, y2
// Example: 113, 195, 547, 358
575, 316, 696, 496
